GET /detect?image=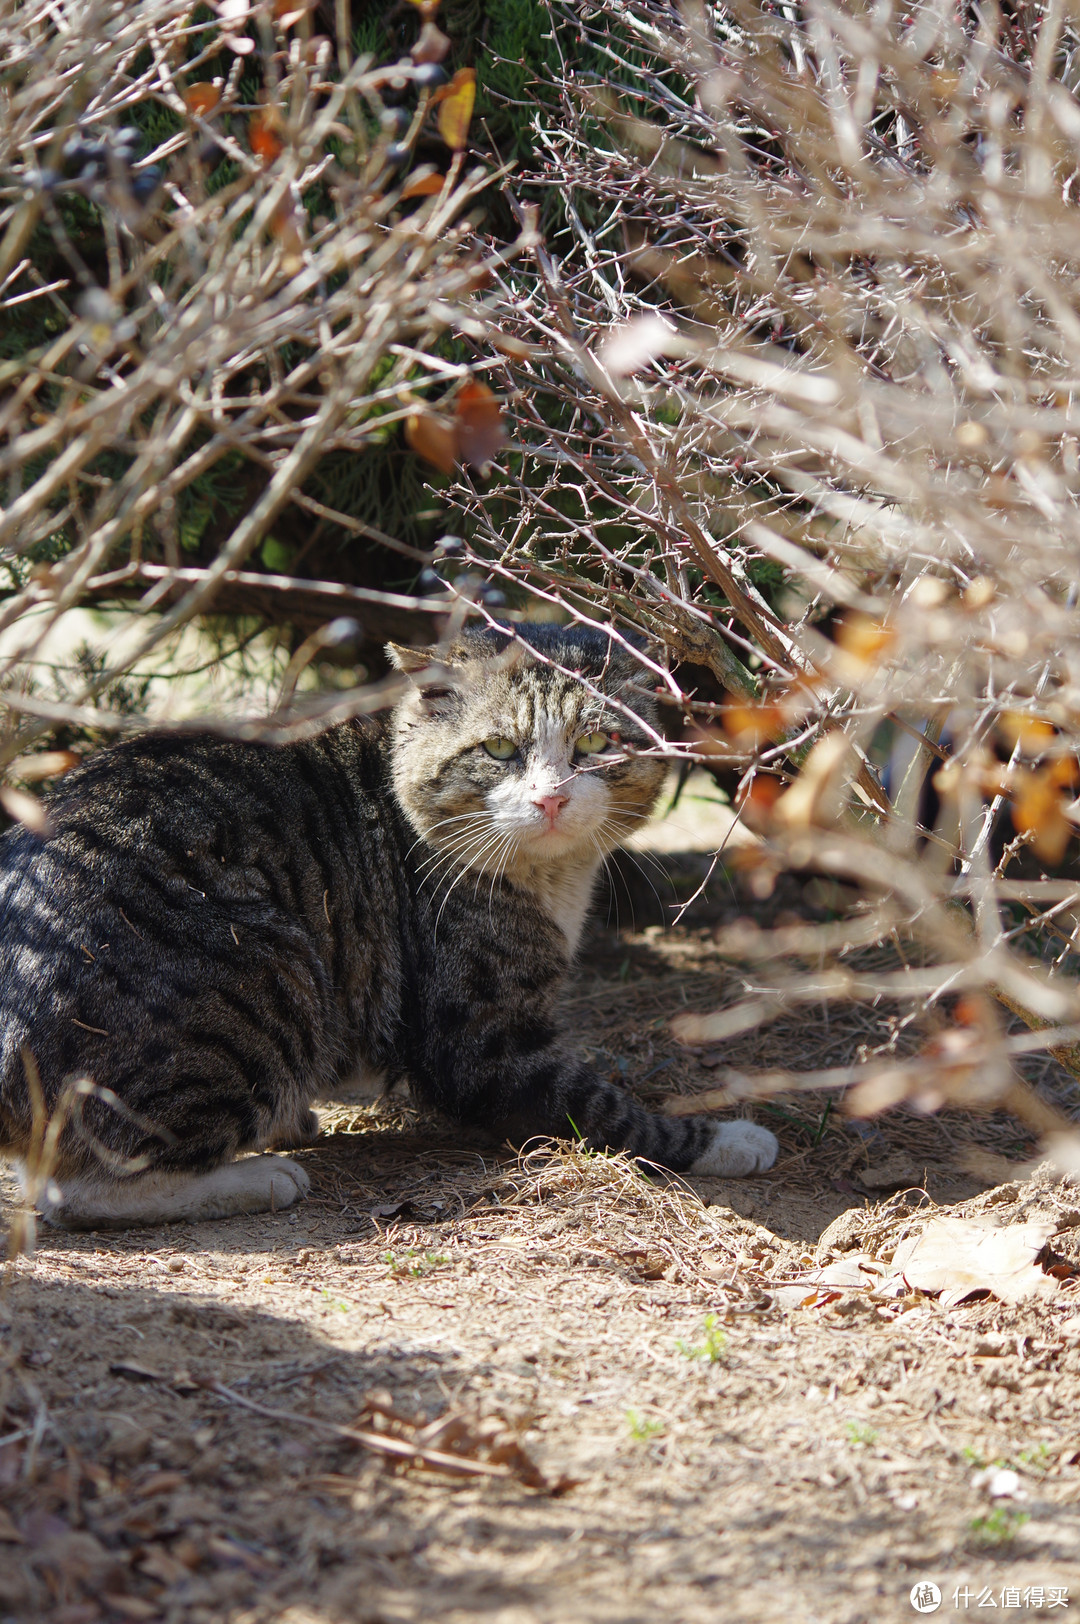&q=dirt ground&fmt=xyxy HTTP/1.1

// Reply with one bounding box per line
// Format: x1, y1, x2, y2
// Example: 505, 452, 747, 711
3, 787, 1080, 1624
